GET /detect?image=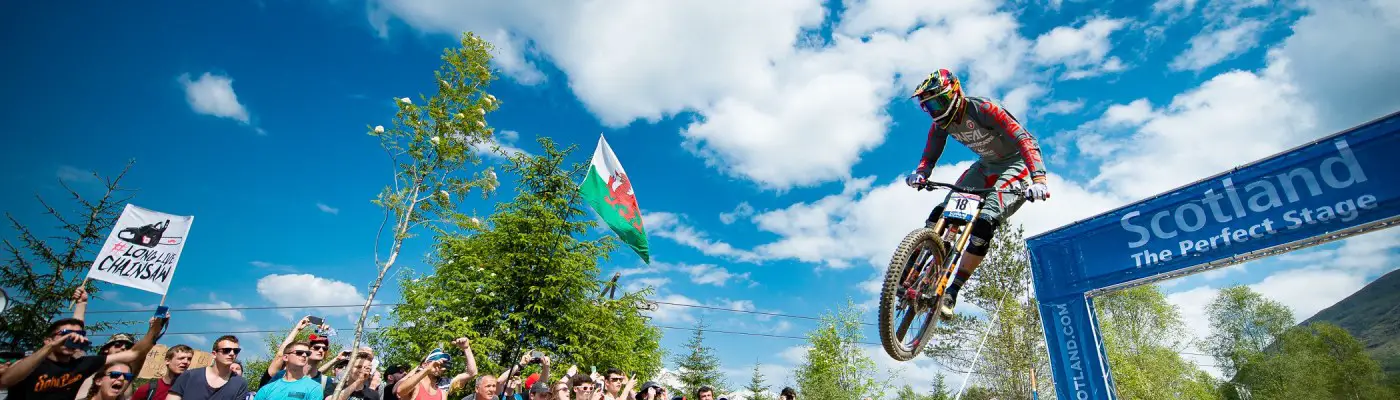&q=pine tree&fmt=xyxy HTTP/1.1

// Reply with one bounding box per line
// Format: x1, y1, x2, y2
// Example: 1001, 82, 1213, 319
673, 319, 727, 397
743, 362, 771, 400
